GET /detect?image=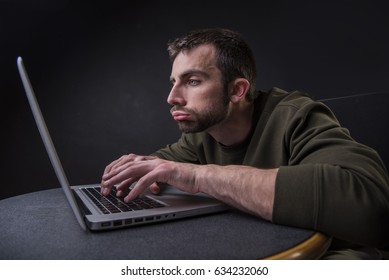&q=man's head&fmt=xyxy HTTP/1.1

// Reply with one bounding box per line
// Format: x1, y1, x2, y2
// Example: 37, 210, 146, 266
167, 28, 257, 102
167, 28, 257, 135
